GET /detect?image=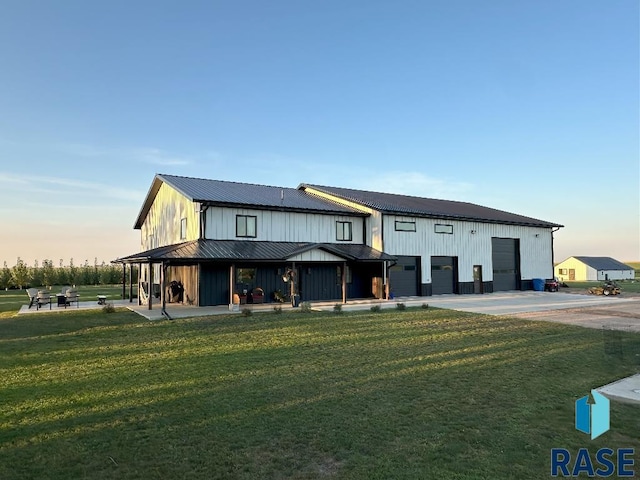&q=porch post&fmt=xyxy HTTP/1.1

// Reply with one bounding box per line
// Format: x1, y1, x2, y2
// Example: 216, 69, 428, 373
383, 261, 389, 300
229, 264, 235, 305
161, 261, 166, 312
122, 263, 126, 299
148, 261, 153, 310
129, 264, 133, 303
342, 262, 347, 304
137, 262, 142, 306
